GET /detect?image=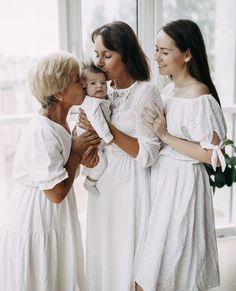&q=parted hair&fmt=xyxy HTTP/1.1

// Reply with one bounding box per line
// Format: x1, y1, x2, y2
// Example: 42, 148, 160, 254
28, 51, 80, 107
80, 60, 106, 80
91, 21, 150, 81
